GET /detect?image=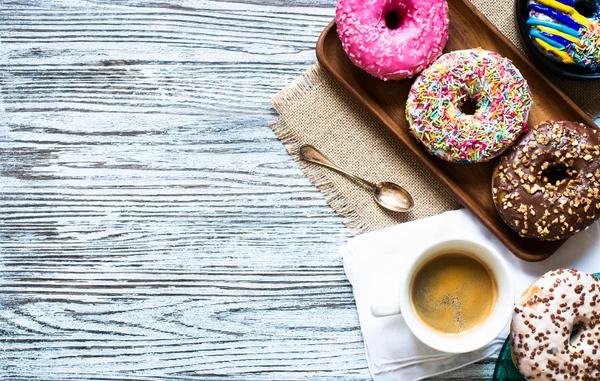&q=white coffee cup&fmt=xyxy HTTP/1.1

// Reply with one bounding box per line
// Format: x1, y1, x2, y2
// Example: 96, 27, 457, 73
370, 238, 514, 353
